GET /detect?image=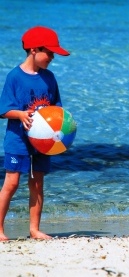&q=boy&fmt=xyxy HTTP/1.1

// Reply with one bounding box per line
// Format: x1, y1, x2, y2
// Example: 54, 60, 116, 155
0, 26, 70, 240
